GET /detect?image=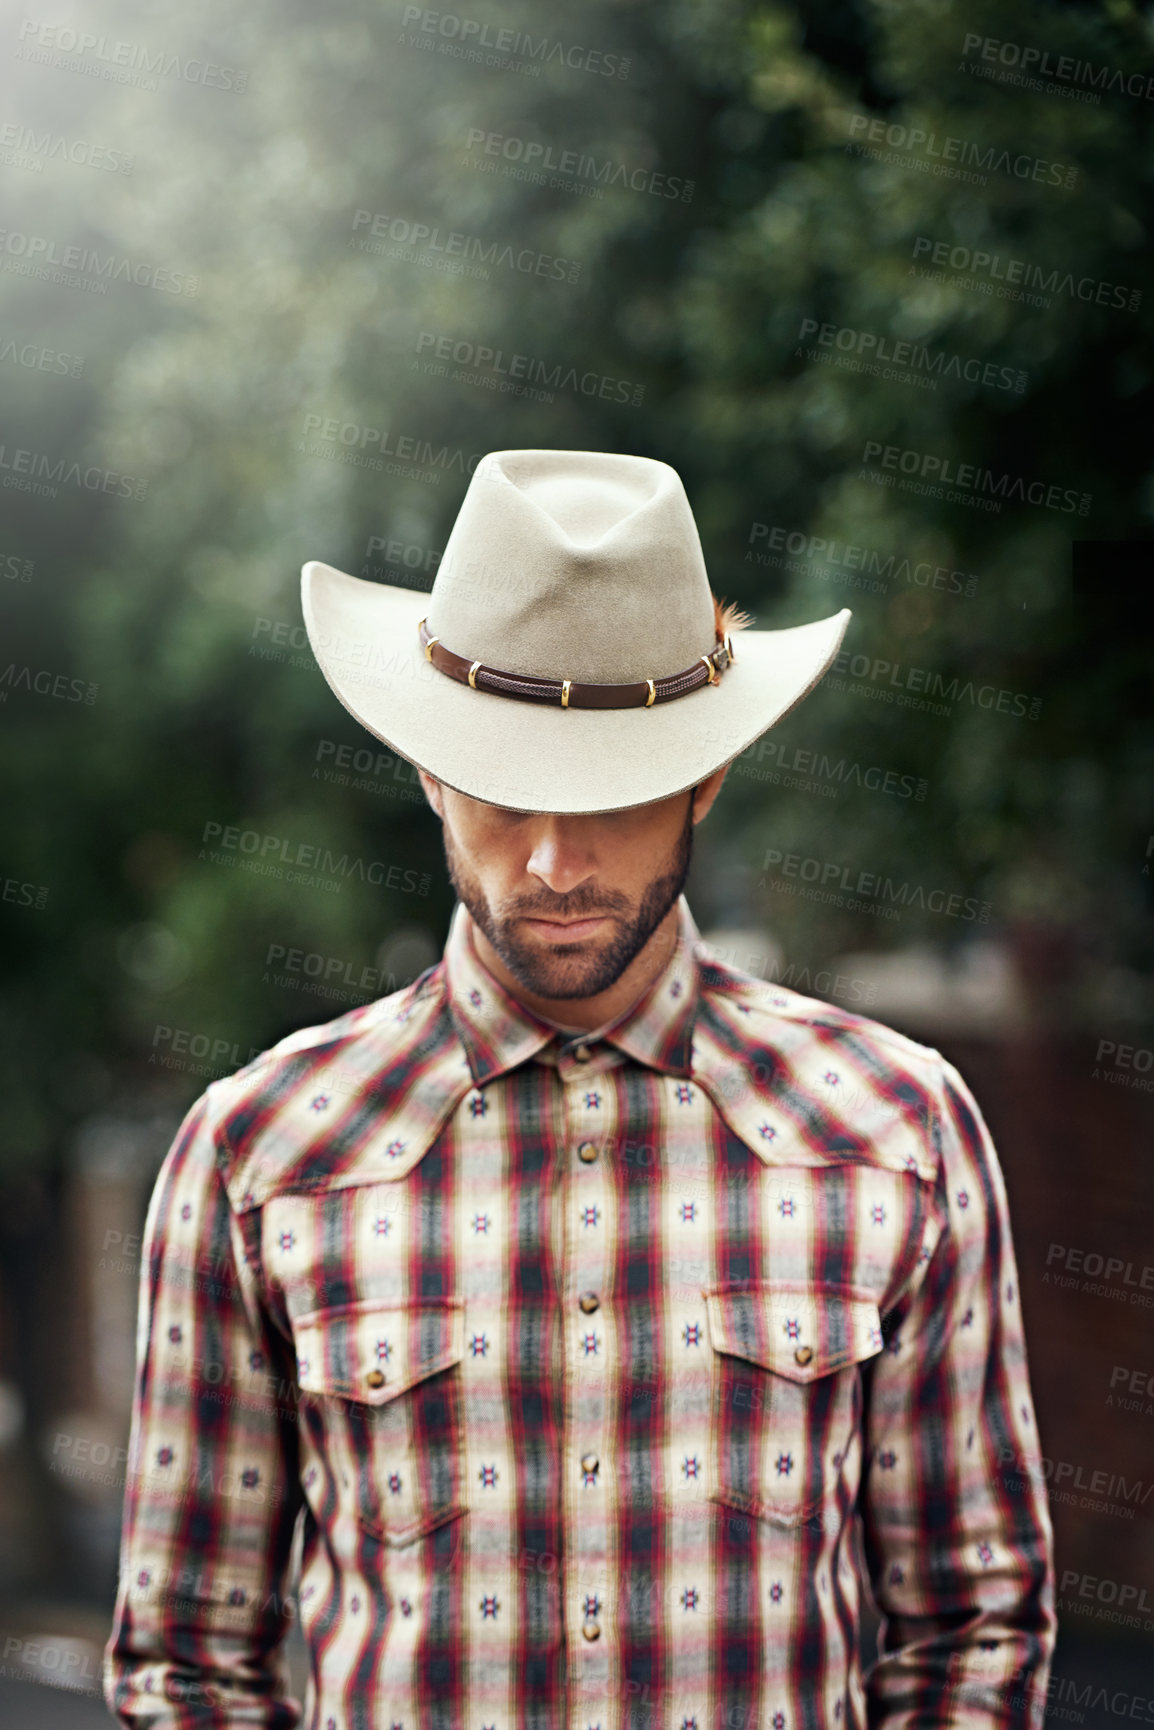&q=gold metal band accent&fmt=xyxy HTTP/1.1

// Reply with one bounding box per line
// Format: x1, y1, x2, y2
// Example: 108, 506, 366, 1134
561, 680, 571, 709
645, 679, 656, 707
725, 633, 734, 662
700, 655, 719, 685
468, 661, 481, 689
